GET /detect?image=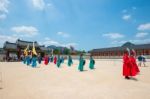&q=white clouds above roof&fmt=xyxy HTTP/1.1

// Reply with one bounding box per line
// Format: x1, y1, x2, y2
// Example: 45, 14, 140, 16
102, 33, 124, 39
11, 26, 38, 37
42, 37, 77, 48
136, 32, 149, 38
57, 32, 70, 38
138, 23, 150, 31
0, 34, 18, 47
